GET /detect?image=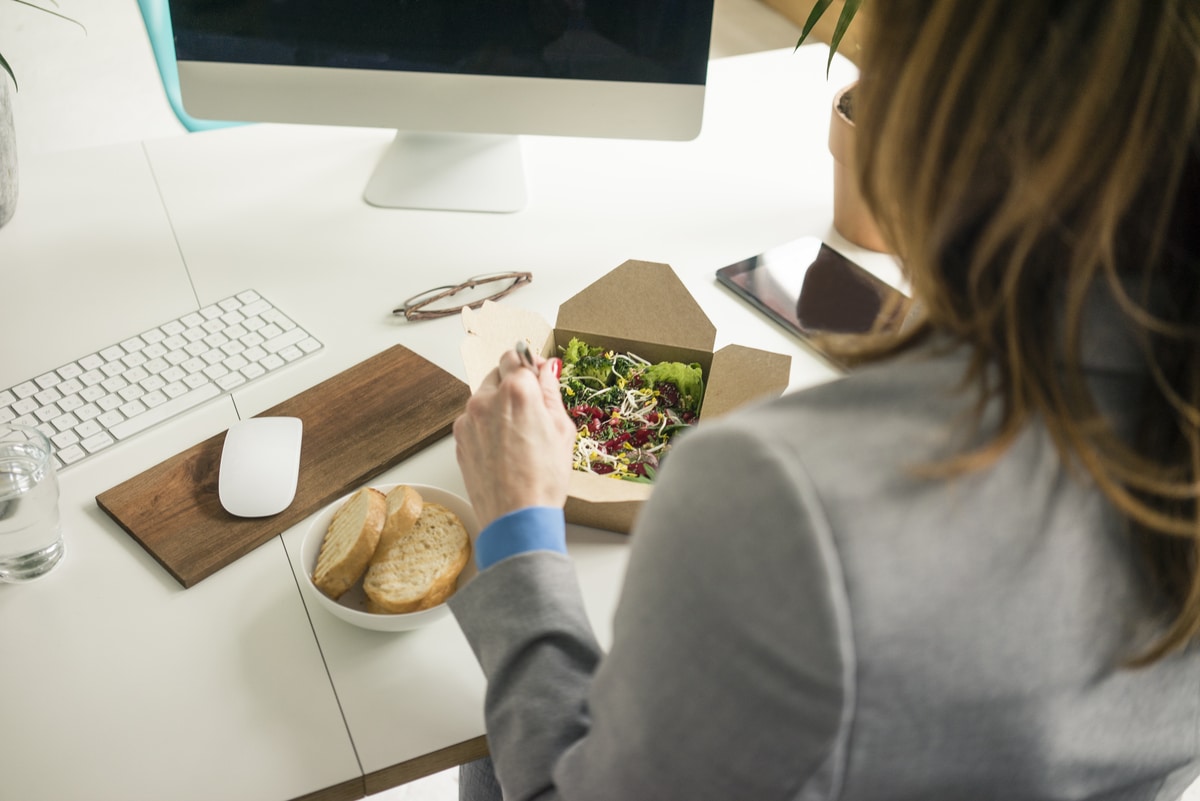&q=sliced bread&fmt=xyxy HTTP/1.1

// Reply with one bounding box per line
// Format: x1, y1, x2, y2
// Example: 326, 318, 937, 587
363, 502, 472, 613
312, 487, 386, 599
374, 484, 424, 558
